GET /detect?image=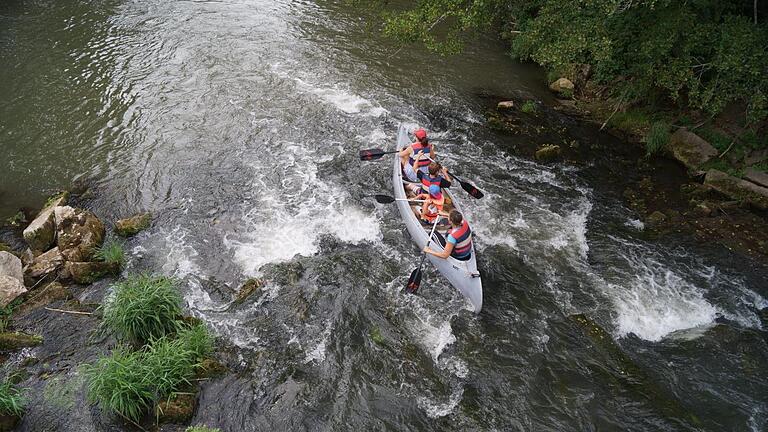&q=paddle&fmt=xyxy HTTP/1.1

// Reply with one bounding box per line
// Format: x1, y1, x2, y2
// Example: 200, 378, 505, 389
406, 216, 441, 294
359, 148, 399, 161
367, 194, 425, 204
